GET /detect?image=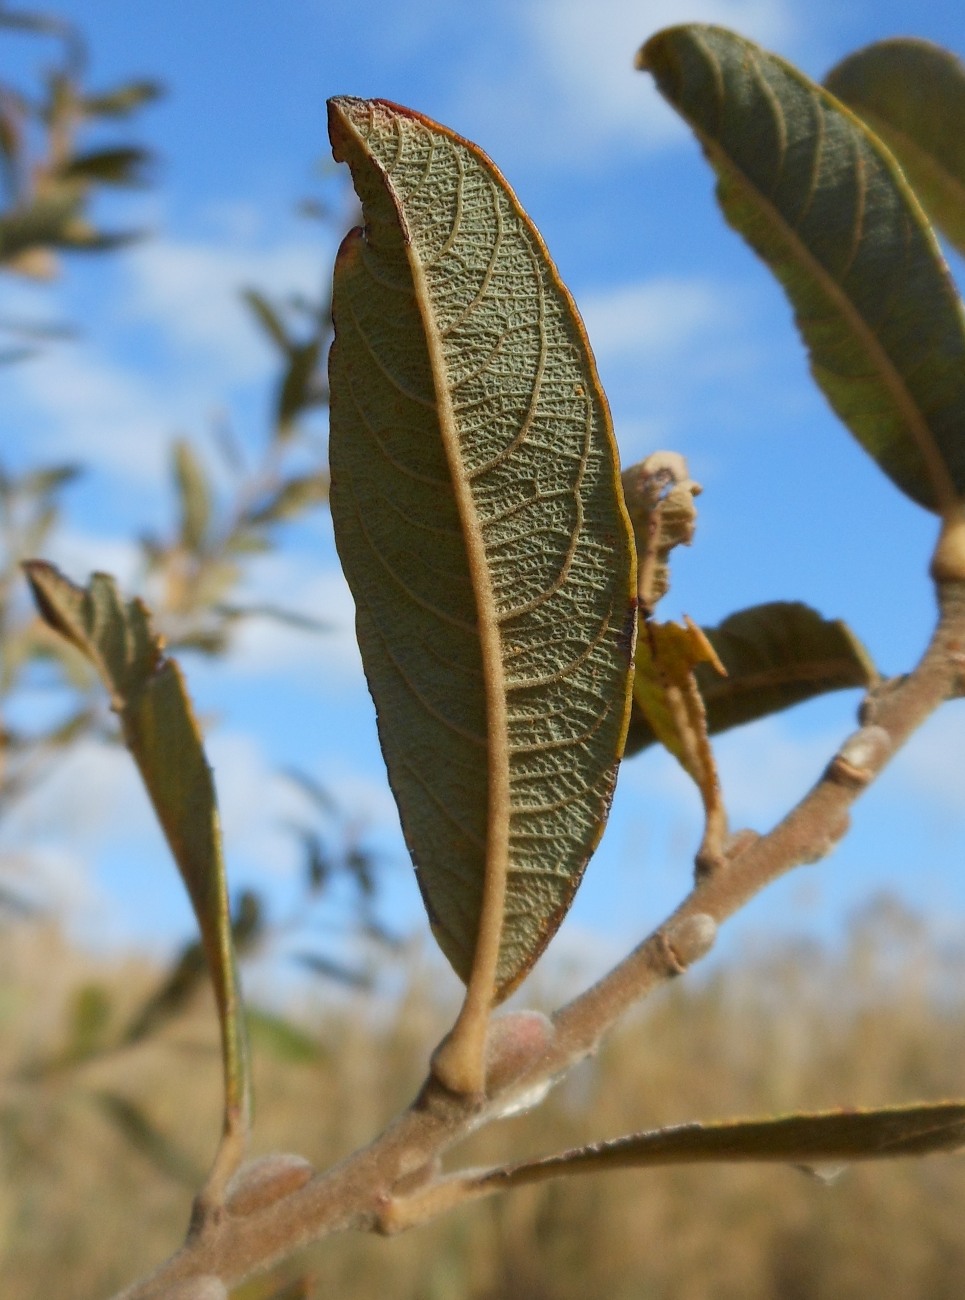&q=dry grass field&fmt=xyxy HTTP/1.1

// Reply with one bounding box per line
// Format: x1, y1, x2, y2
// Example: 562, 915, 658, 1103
2, 900, 964, 1299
